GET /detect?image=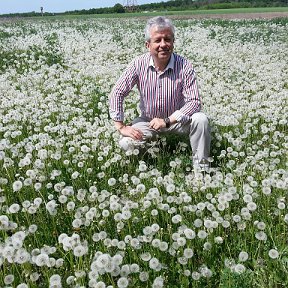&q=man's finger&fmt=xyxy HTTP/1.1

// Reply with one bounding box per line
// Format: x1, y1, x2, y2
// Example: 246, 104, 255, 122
134, 128, 144, 135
